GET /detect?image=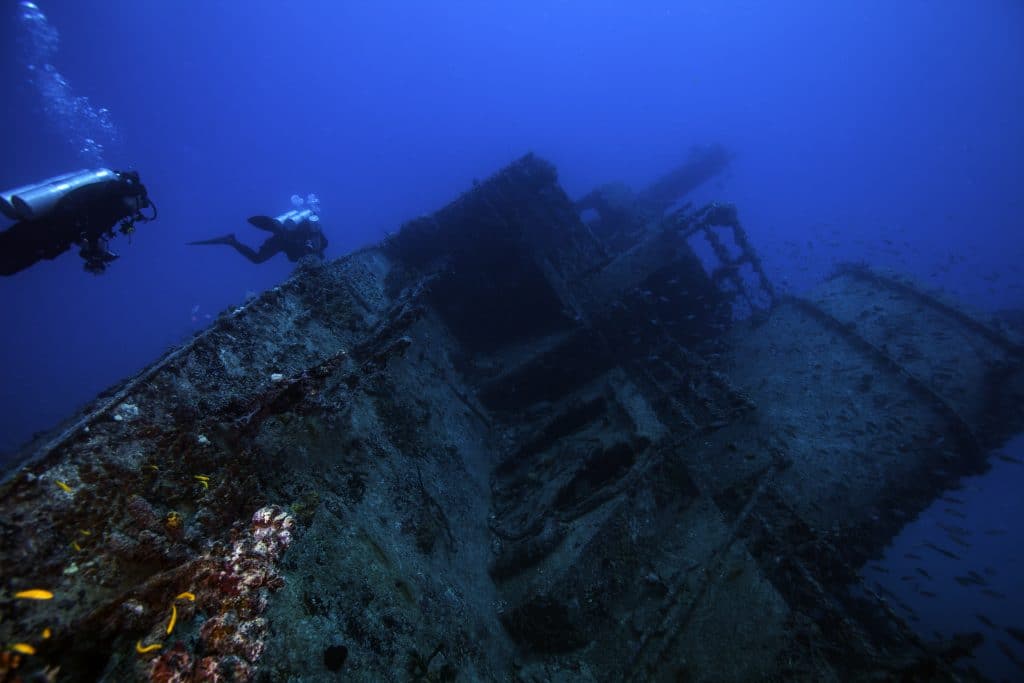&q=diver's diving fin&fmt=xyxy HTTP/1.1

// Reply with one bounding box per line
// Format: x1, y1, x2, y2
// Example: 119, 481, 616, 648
187, 233, 238, 247
247, 216, 280, 232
